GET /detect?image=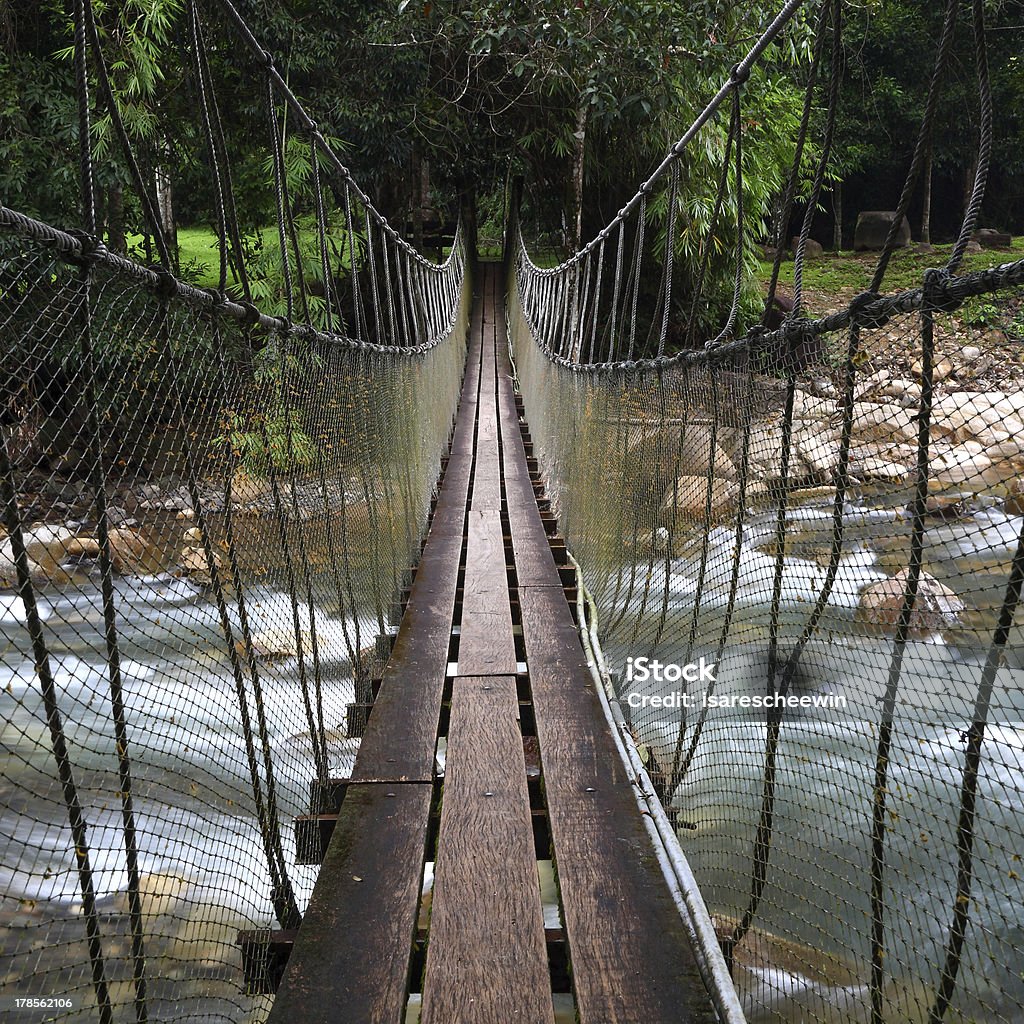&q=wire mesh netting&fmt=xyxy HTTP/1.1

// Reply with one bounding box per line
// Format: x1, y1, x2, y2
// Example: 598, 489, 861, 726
509, 276, 1024, 1023
1, 0, 472, 1014
0, 221, 468, 1020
